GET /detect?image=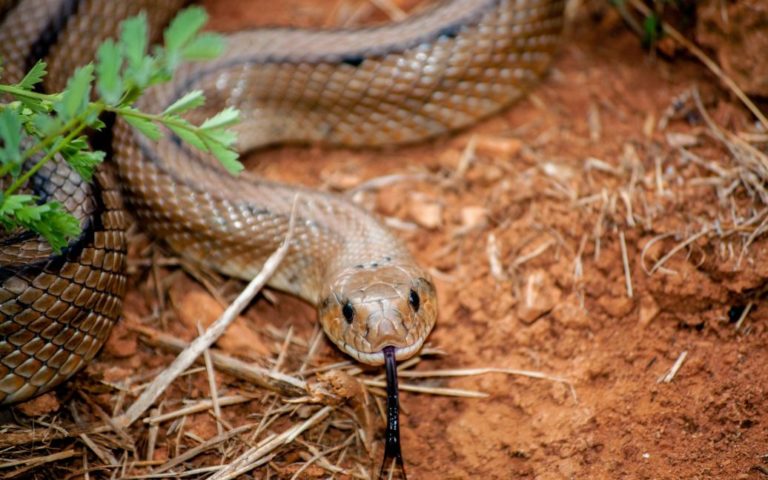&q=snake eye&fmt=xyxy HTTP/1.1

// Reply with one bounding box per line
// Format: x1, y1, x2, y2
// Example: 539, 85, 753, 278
409, 289, 420, 313
342, 301, 355, 324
